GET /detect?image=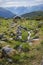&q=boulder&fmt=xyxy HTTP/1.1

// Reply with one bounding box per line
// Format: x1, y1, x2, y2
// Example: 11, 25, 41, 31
2, 45, 18, 58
